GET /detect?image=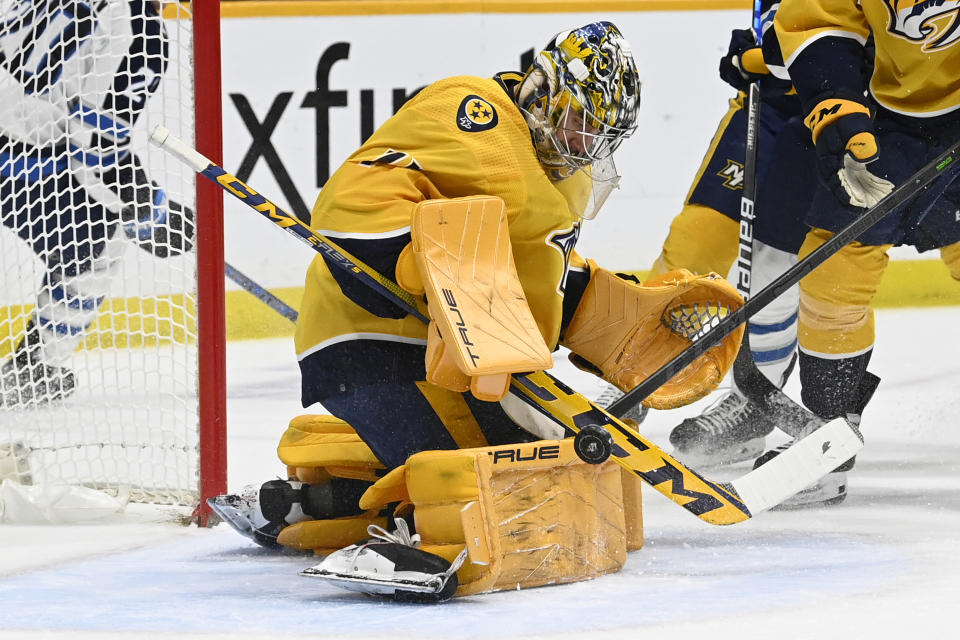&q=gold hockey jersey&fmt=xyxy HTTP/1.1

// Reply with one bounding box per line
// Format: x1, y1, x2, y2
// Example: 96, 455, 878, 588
776, 0, 960, 116
295, 74, 590, 362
